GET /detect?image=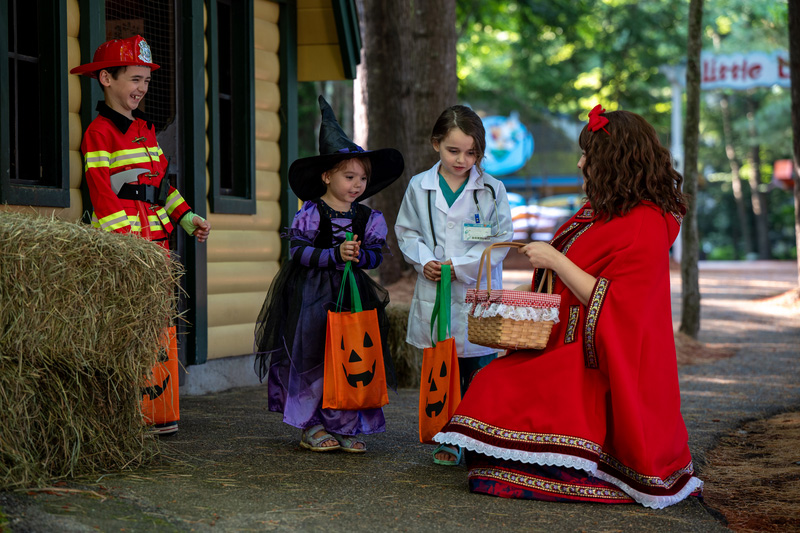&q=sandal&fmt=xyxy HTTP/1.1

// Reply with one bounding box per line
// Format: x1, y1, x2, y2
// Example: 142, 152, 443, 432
300, 424, 340, 452
433, 444, 462, 466
331, 433, 367, 453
